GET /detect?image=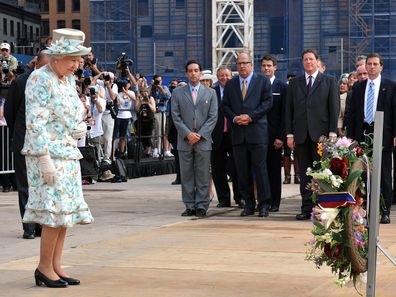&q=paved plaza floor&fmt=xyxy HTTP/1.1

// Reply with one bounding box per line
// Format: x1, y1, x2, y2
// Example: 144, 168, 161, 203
0, 174, 395, 297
